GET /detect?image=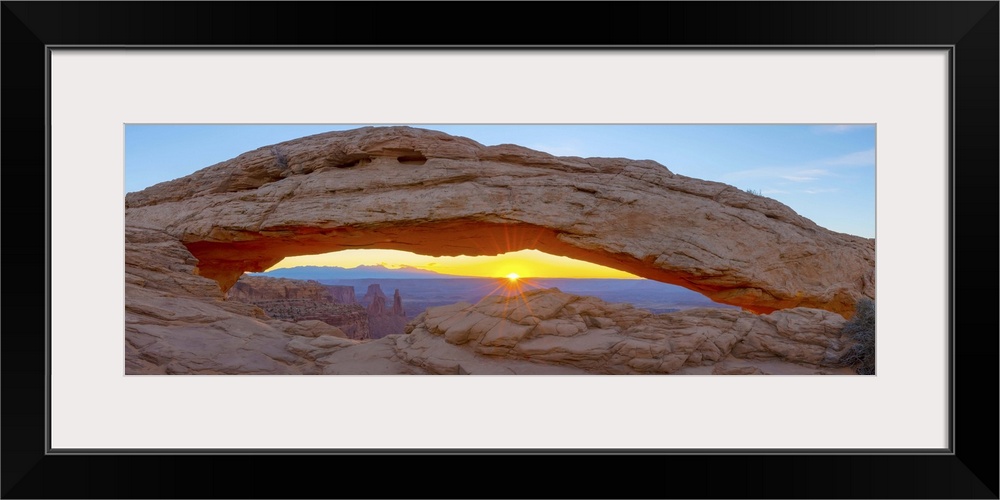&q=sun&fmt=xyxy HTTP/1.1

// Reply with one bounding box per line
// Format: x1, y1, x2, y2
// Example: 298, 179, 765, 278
506, 272, 520, 282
